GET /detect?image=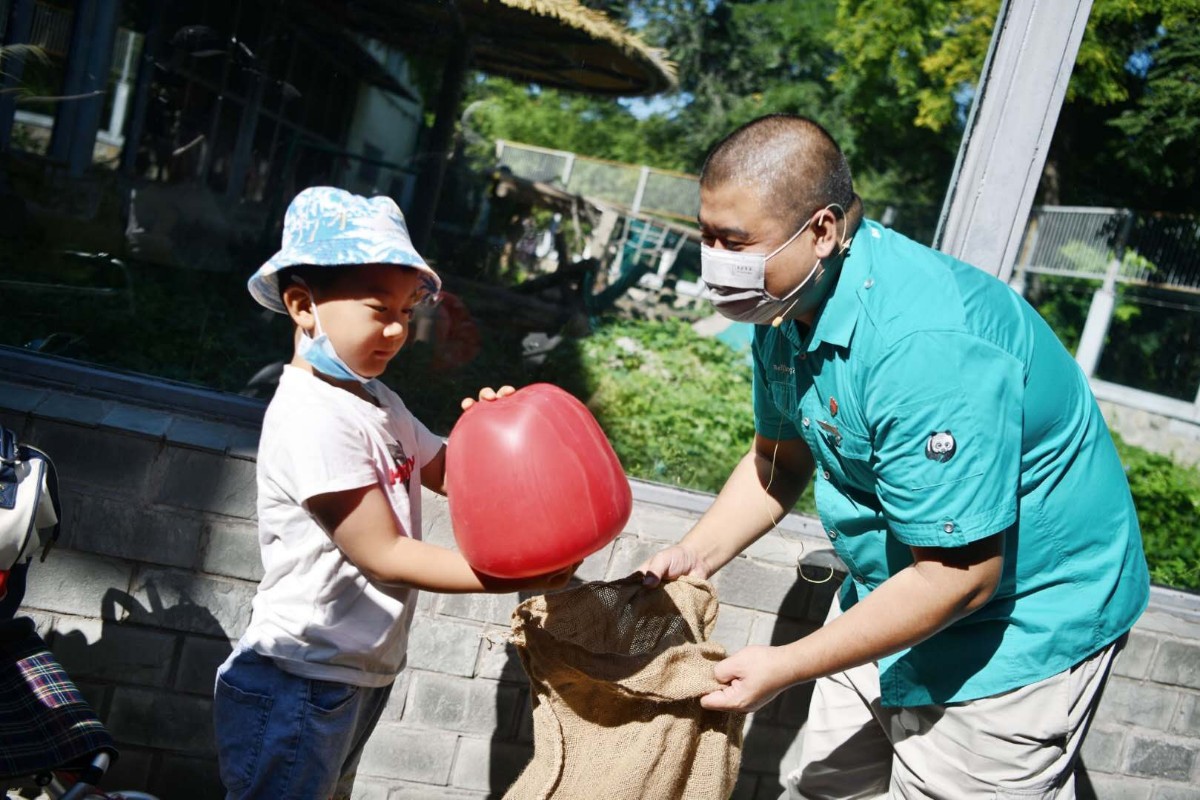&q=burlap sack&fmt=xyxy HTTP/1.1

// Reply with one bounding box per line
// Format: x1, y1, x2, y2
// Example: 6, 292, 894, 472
504, 575, 744, 800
